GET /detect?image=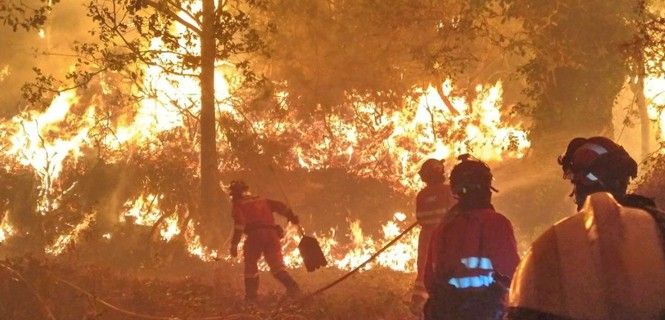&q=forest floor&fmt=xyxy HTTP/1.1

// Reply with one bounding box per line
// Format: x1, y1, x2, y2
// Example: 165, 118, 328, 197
0, 257, 416, 320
